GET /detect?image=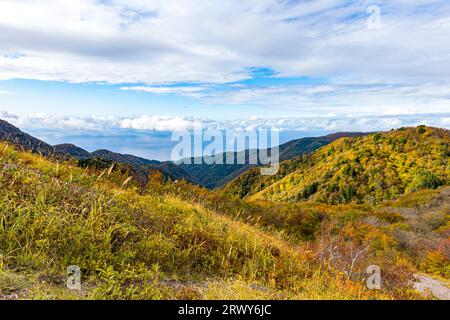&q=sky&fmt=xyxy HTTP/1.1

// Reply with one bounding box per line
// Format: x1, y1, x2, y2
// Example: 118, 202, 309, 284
0, 0, 449, 160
